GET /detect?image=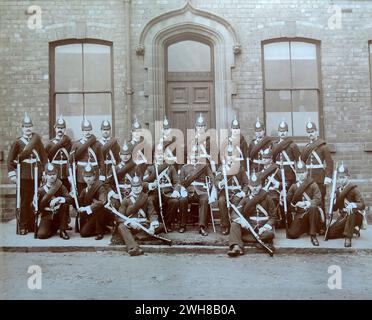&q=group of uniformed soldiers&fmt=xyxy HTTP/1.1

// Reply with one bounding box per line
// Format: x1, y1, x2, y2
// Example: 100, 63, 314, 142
7, 112, 367, 256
